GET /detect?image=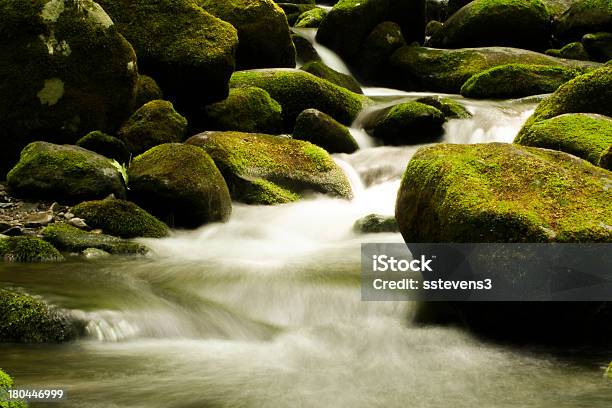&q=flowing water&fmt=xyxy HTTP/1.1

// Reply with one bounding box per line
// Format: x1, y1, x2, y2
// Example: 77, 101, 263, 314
1, 31, 611, 408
